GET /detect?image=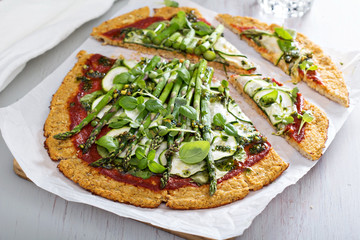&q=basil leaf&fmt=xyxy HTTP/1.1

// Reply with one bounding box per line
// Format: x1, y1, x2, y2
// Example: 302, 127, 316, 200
177, 66, 191, 84
96, 145, 109, 158
291, 87, 299, 100
135, 79, 146, 89
274, 27, 294, 40
135, 147, 146, 160
80, 90, 104, 111
175, 97, 187, 106
113, 72, 130, 84
298, 110, 314, 134
148, 160, 166, 173
95, 135, 119, 152
213, 113, 226, 127
119, 96, 138, 110
224, 123, 238, 137
179, 105, 197, 120
108, 119, 131, 129
284, 115, 294, 124
179, 141, 210, 164
145, 99, 165, 113
147, 149, 156, 161
299, 59, 318, 72
192, 21, 213, 36
164, 0, 179, 7
129, 157, 148, 170
277, 39, 296, 53
137, 103, 145, 112
158, 126, 169, 136
128, 169, 152, 179
259, 90, 278, 107
221, 79, 229, 88
137, 96, 145, 104
308, 65, 318, 71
